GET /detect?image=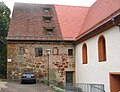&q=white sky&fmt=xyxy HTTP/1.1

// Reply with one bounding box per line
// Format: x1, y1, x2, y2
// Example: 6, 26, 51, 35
1, 0, 96, 12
